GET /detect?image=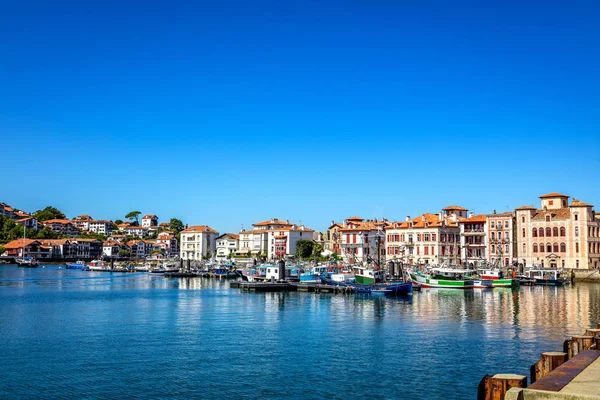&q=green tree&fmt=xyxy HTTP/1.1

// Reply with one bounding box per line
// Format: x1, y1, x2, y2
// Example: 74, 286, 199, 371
151, 249, 165, 256
0, 244, 5, 255
119, 249, 131, 258
33, 206, 66, 221
296, 240, 314, 259
125, 211, 141, 225
169, 218, 184, 233
114, 219, 123, 225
